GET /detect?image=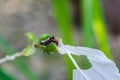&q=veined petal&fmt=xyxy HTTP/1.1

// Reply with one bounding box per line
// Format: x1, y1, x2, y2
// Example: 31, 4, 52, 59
57, 41, 120, 80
